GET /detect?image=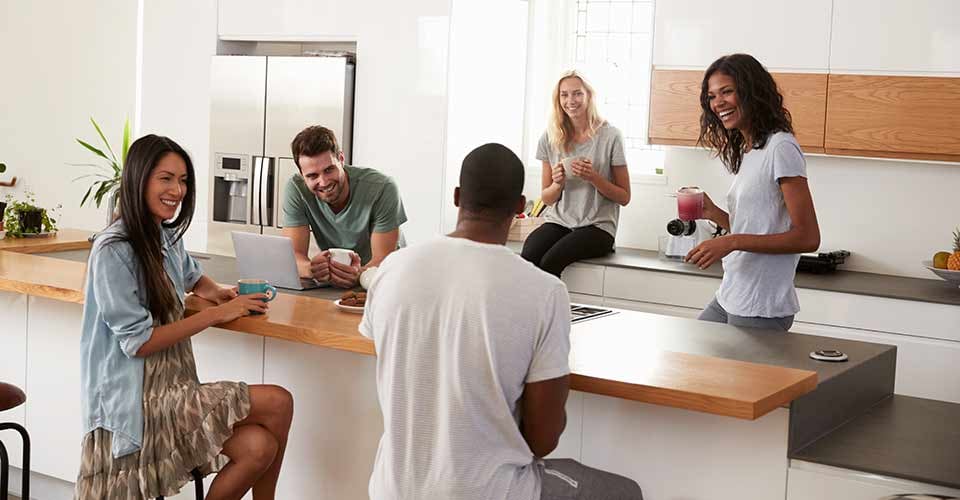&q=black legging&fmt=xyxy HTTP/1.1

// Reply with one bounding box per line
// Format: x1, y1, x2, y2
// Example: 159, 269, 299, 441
521, 223, 614, 278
